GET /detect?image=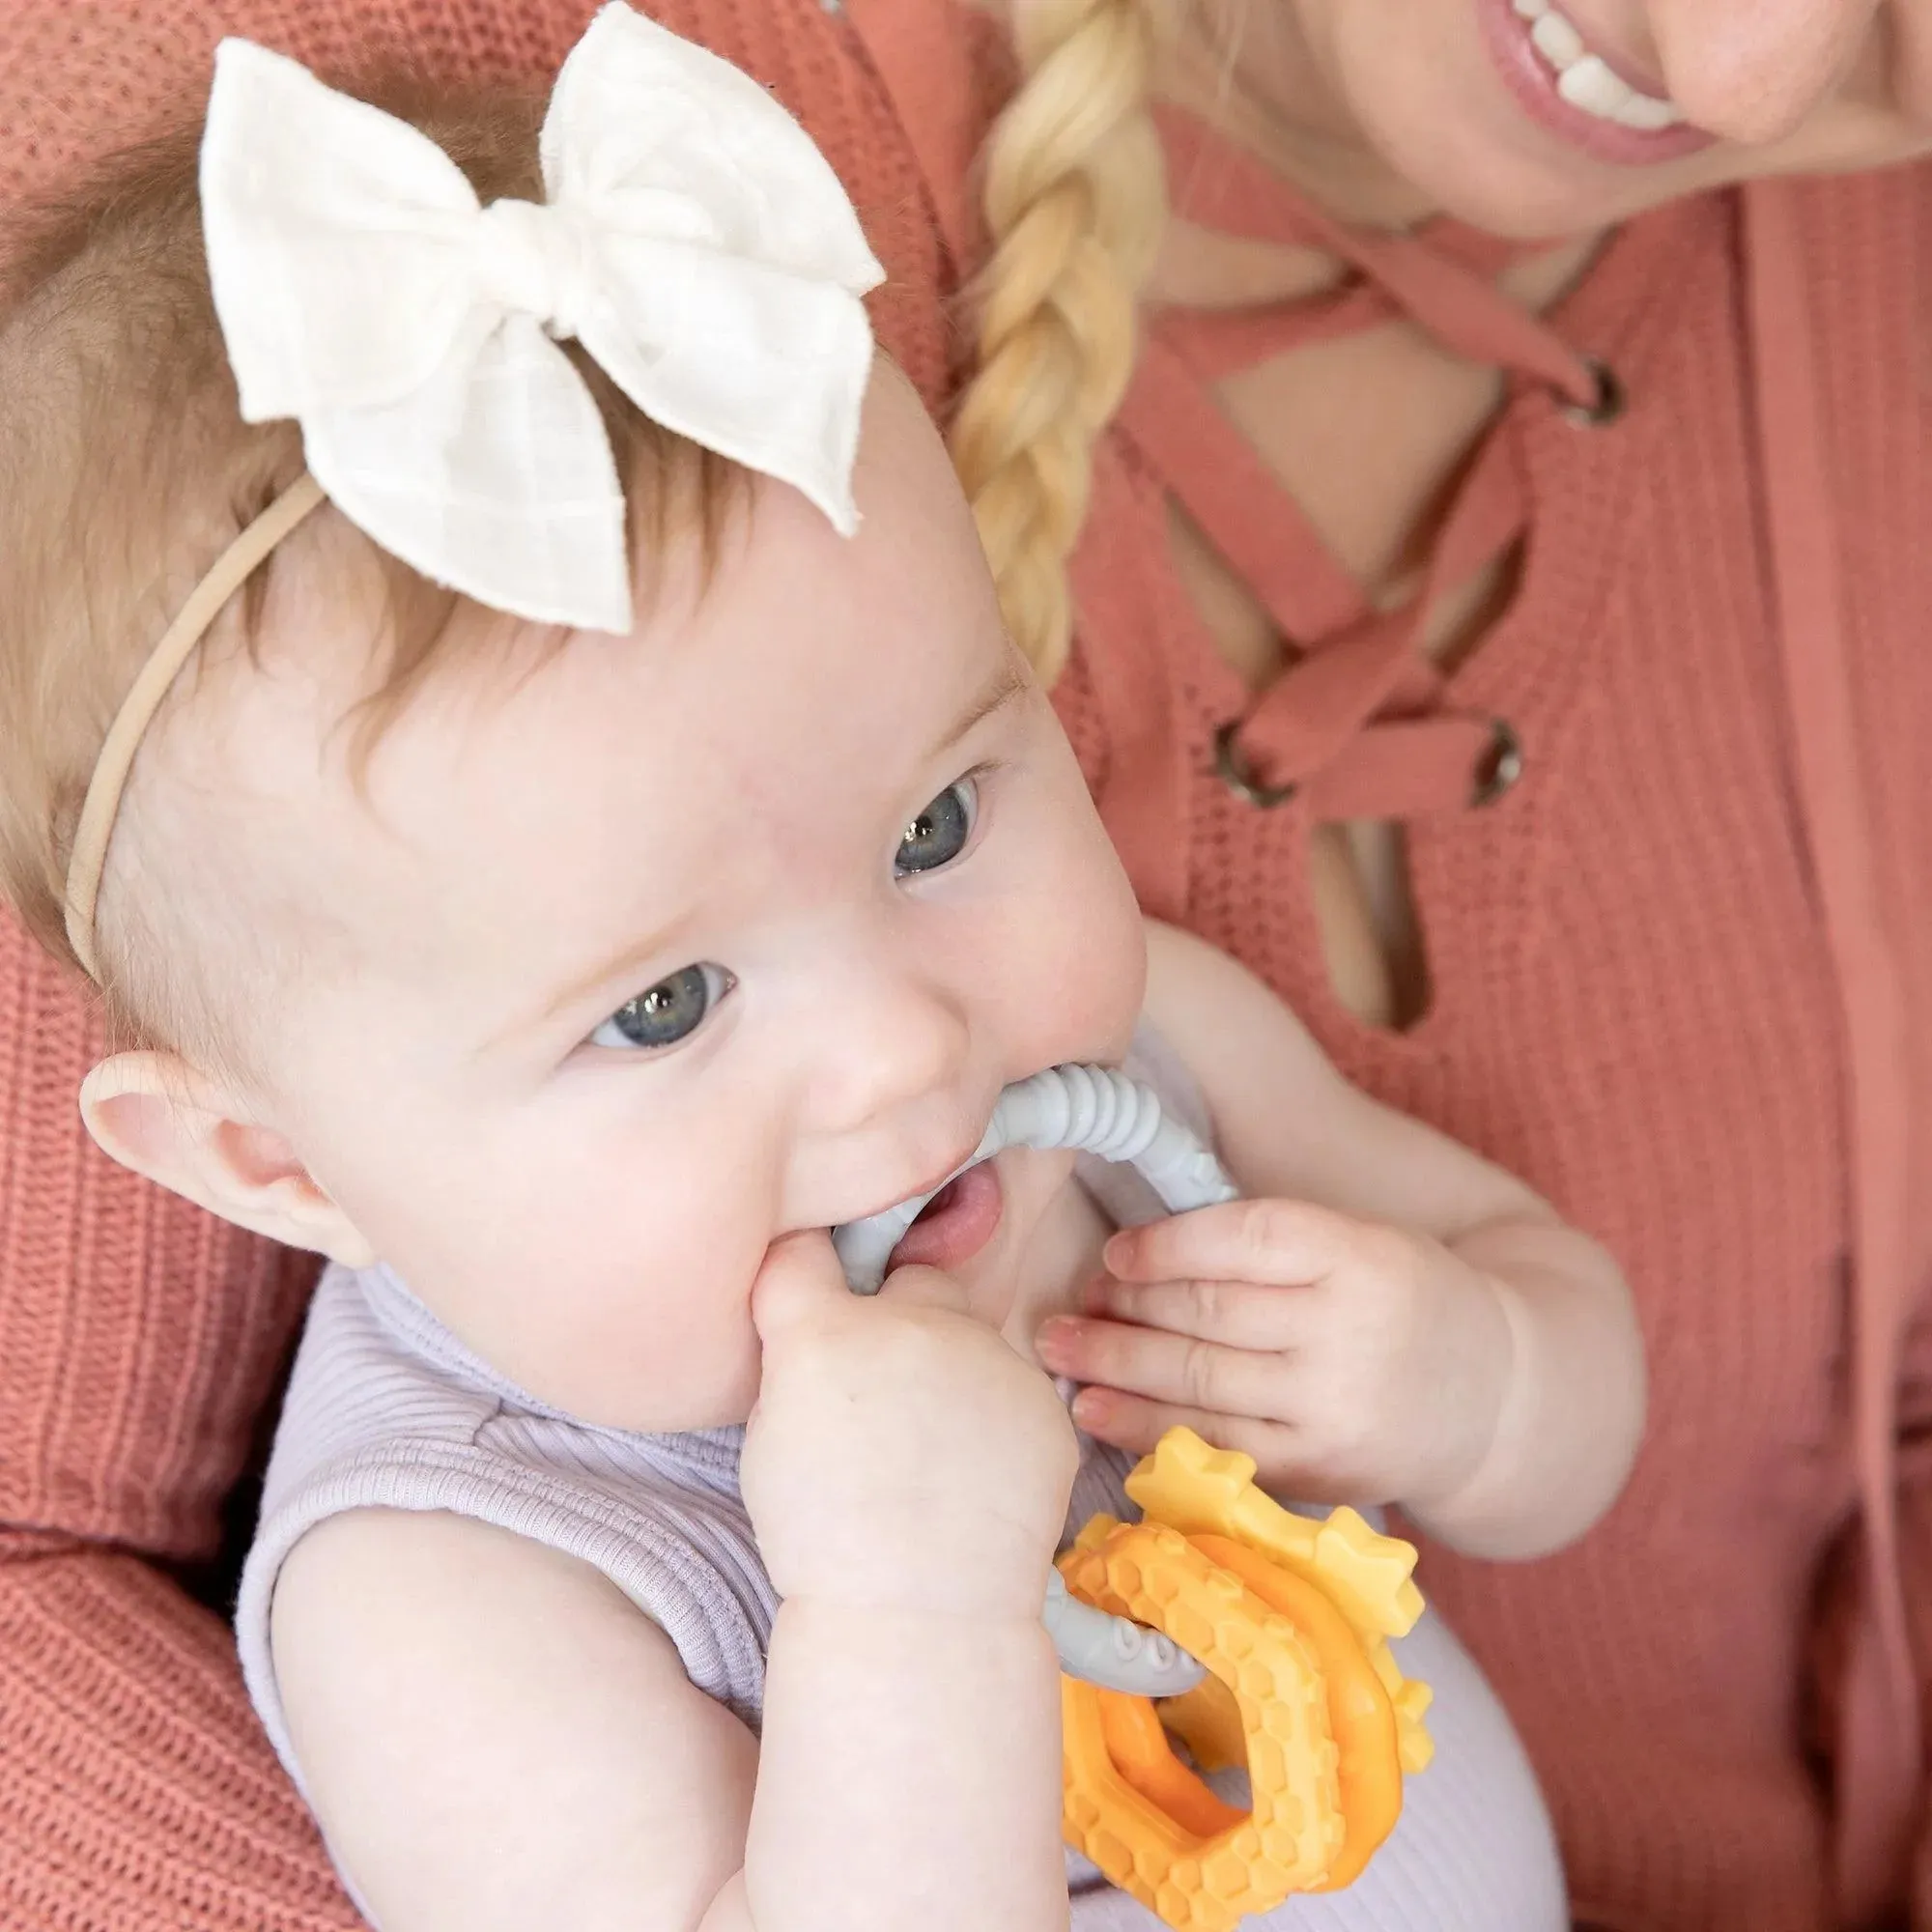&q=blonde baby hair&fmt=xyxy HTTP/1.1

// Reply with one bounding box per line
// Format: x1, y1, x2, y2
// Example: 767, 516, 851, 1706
950, 0, 1174, 685
0, 76, 734, 1060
